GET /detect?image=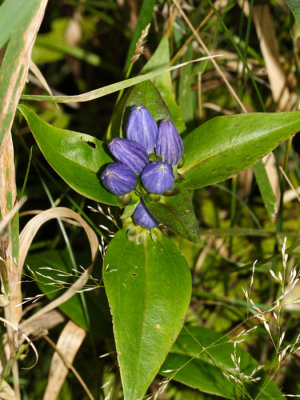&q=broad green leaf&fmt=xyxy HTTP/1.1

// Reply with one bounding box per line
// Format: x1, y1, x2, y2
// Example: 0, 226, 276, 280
253, 160, 277, 222
124, 0, 156, 71
161, 326, 284, 399
285, 0, 300, 25
103, 230, 191, 400
18, 104, 119, 206
144, 183, 200, 244
180, 112, 300, 189
143, 35, 186, 133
